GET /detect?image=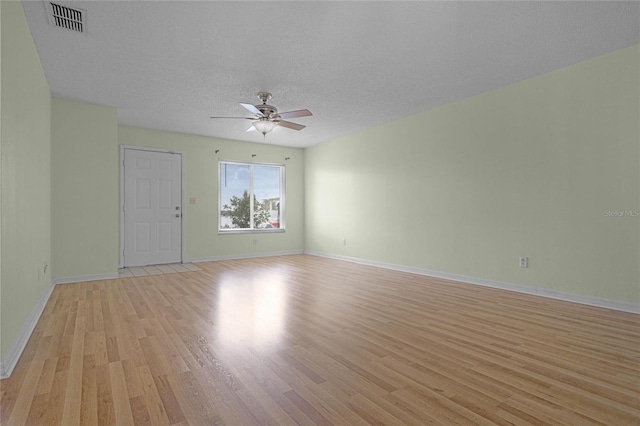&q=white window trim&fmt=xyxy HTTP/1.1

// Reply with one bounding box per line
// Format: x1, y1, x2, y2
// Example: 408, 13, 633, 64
218, 160, 286, 234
